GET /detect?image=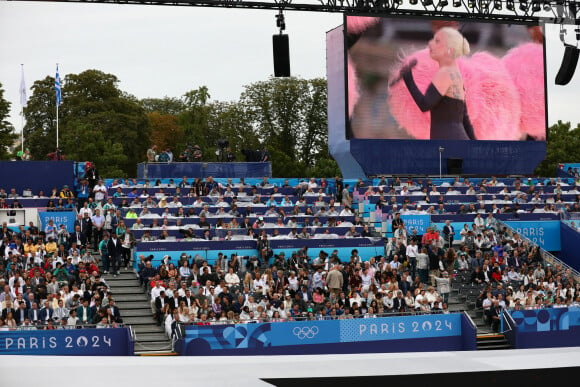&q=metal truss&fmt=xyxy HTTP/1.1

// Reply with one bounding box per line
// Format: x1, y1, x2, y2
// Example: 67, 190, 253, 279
7, 0, 580, 25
